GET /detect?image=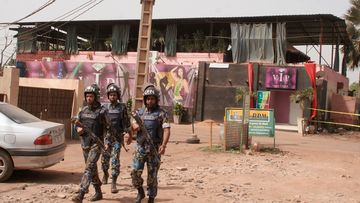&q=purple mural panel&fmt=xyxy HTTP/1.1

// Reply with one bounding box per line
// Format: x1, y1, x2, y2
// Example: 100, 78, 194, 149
265, 67, 297, 89
21, 60, 196, 108
25, 61, 61, 78
149, 64, 196, 108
